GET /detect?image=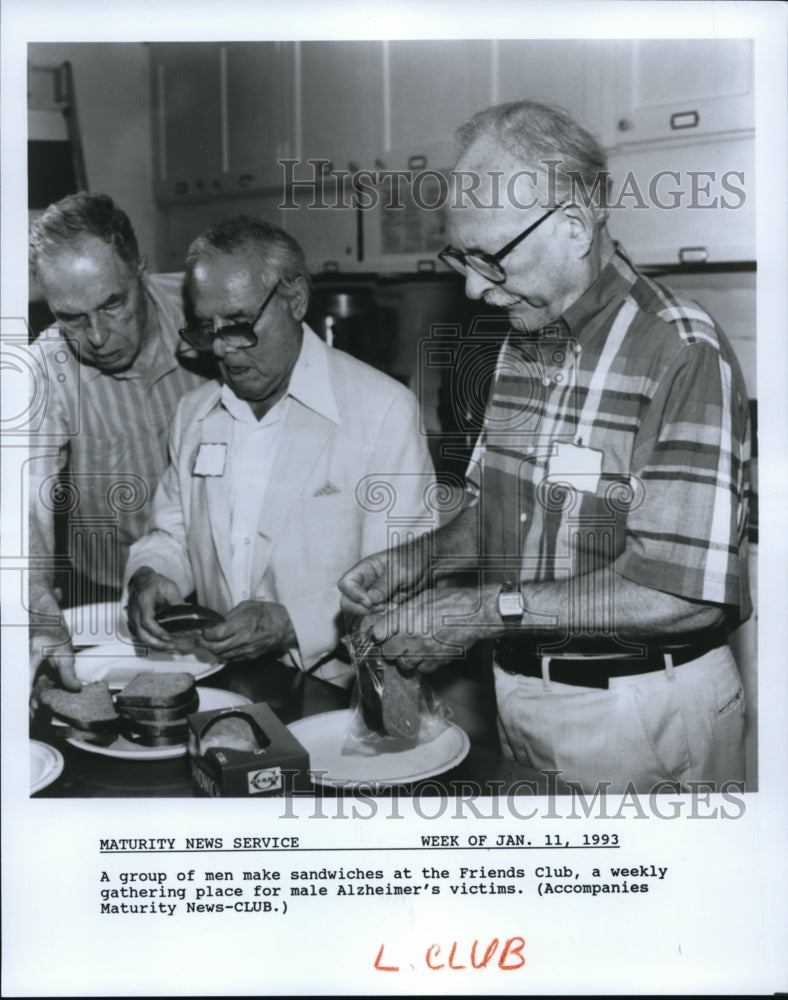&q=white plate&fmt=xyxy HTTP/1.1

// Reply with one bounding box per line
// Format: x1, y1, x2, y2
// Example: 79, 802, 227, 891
288, 709, 470, 789
62, 602, 131, 646
61, 686, 252, 760
73, 640, 223, 688
30, 740, 64, 794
